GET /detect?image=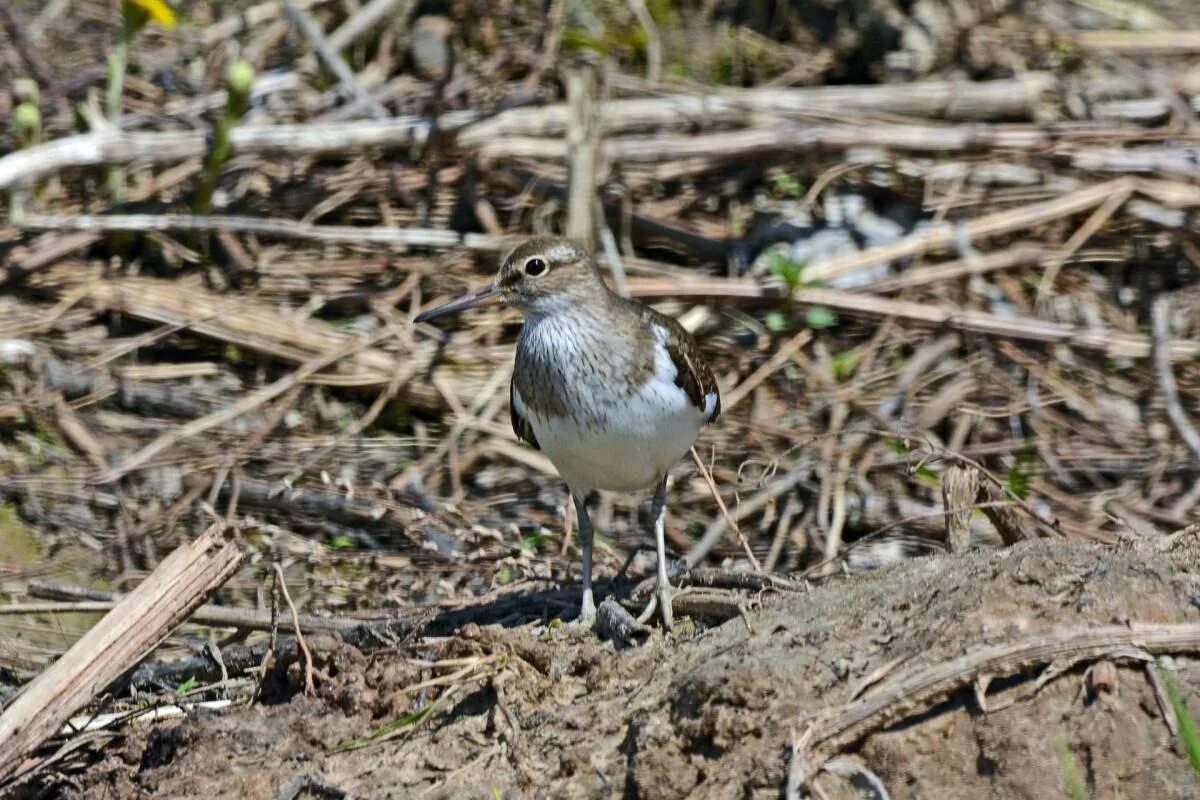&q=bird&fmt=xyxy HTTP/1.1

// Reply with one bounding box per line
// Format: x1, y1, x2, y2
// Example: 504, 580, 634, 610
414, 236, 721, 631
